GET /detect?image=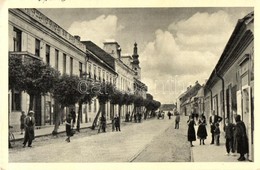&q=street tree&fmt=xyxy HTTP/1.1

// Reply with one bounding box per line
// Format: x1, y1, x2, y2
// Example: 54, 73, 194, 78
130, 95, 144, 121
91, 82, 114, 130
76, 79, 96, 132
52, 74, 81, 135
9, 55, 25, 91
